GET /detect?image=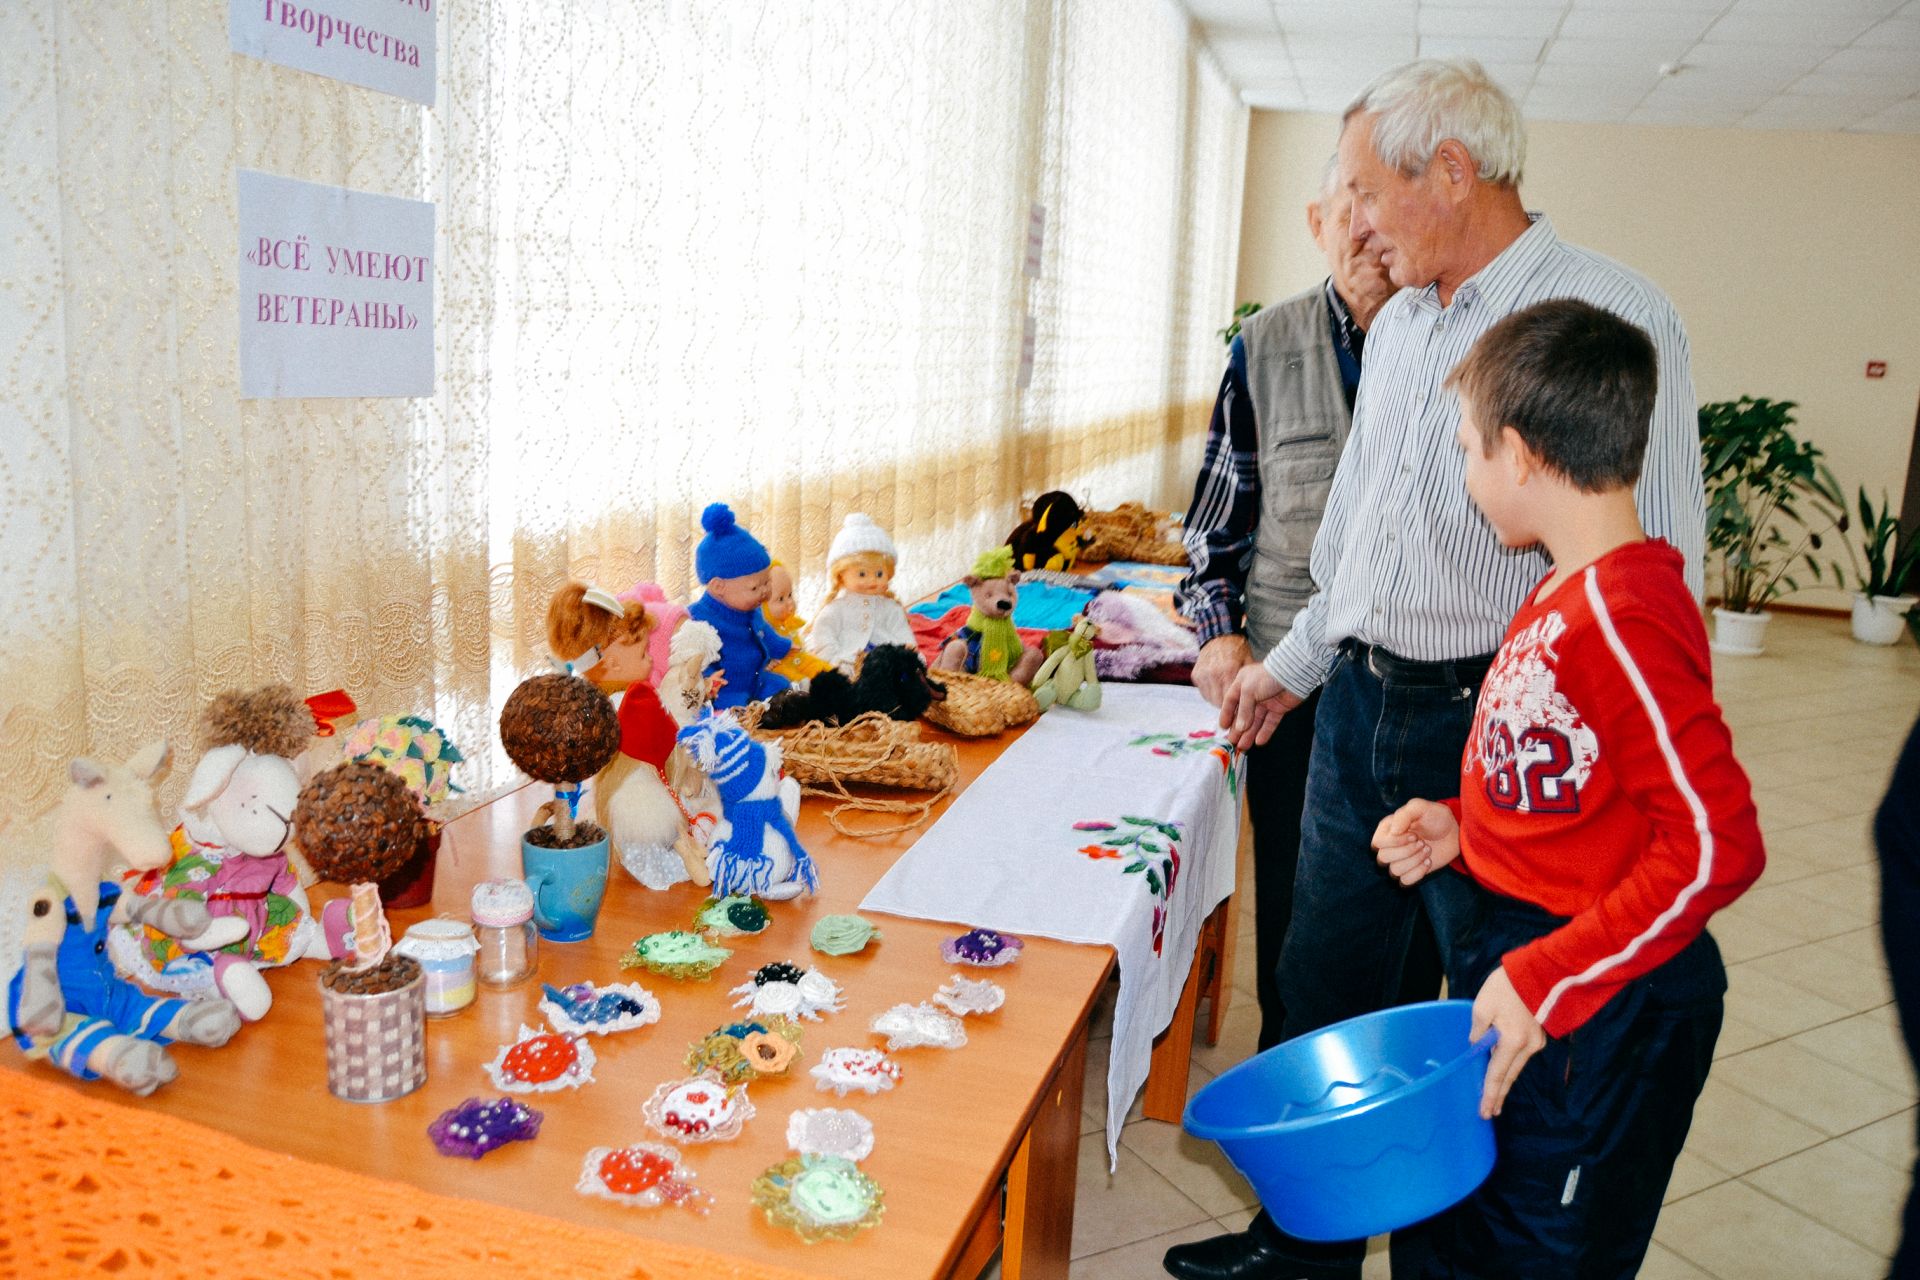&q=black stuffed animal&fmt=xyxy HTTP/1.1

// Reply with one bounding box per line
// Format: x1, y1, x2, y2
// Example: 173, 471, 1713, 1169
758, 644, 947, 729
1007, 490, 1092, 573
